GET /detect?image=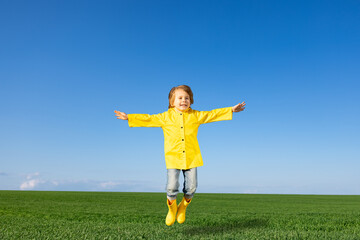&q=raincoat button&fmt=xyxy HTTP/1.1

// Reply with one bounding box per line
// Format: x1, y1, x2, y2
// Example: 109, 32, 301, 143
182, 139, 184, 141
181, 126, 183, 128
183, 151, 185, 153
